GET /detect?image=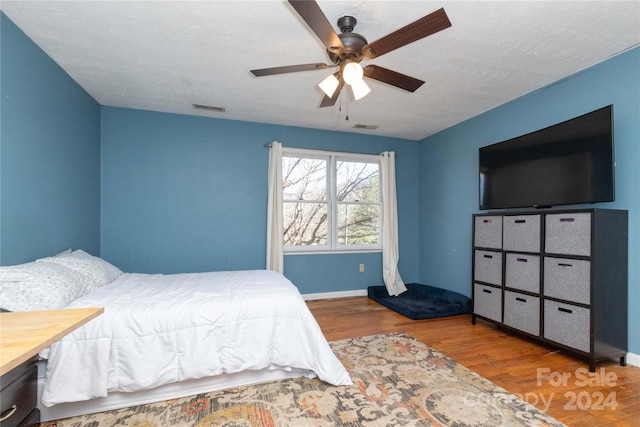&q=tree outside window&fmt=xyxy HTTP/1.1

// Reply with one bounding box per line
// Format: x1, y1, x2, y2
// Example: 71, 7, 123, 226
282, 148, 381, 252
